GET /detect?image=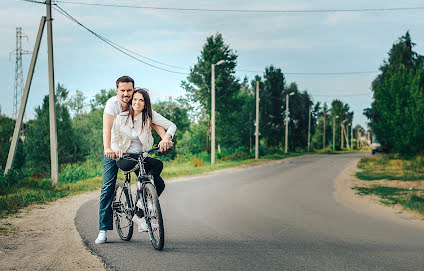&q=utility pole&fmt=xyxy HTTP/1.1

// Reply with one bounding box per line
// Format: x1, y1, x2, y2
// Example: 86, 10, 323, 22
6, 1, 59, 186
307, 106, 311, 152
210, 60, 224, 165
322, 106, 326, 152
46, 0, 59, 185
351, 124, 353, 149
5, 17, 46, 175
255, 79, 266, 159
357, 128, 360, 149
285, 92, 295, 153
11, 28, 31, 119
333, 116, 339, 151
